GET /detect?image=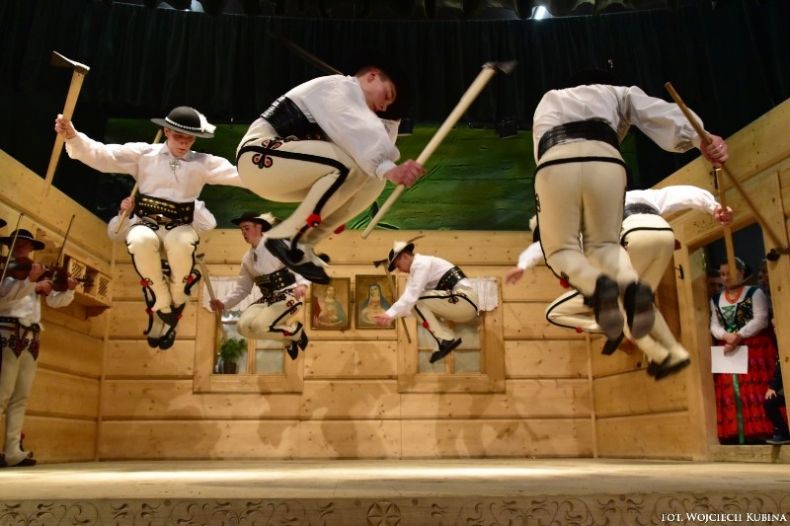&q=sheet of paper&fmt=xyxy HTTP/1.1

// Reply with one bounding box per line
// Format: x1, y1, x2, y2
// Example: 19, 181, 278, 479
711, 345, 748, 374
